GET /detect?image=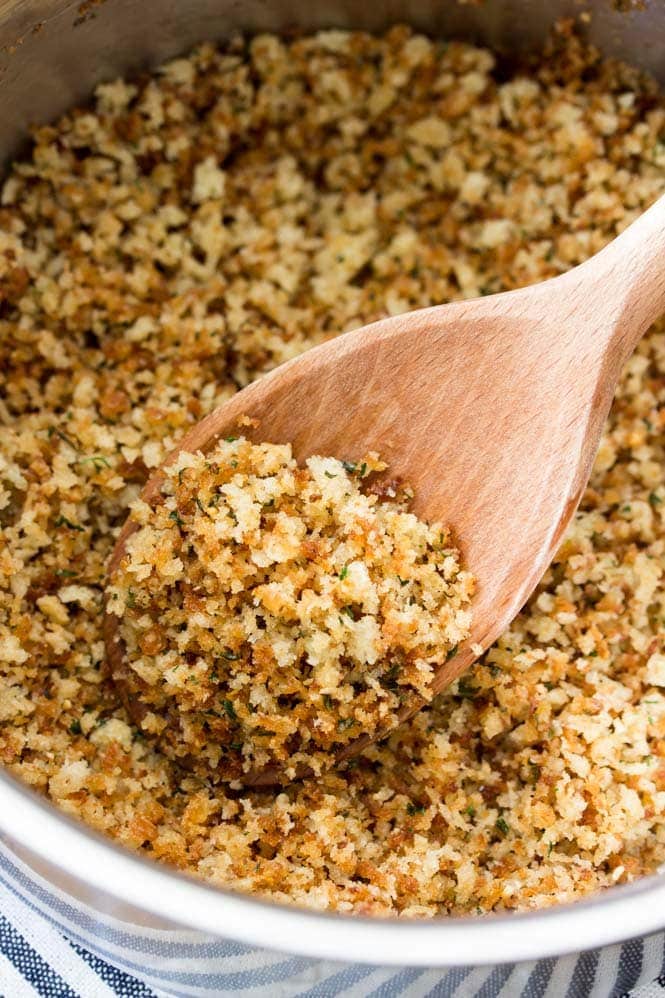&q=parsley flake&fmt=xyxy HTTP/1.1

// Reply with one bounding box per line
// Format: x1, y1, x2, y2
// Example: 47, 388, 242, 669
222, 699, 237, 720
407, 802, 426, 816
54, 515, 85, 532
78, 455, 111, 470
